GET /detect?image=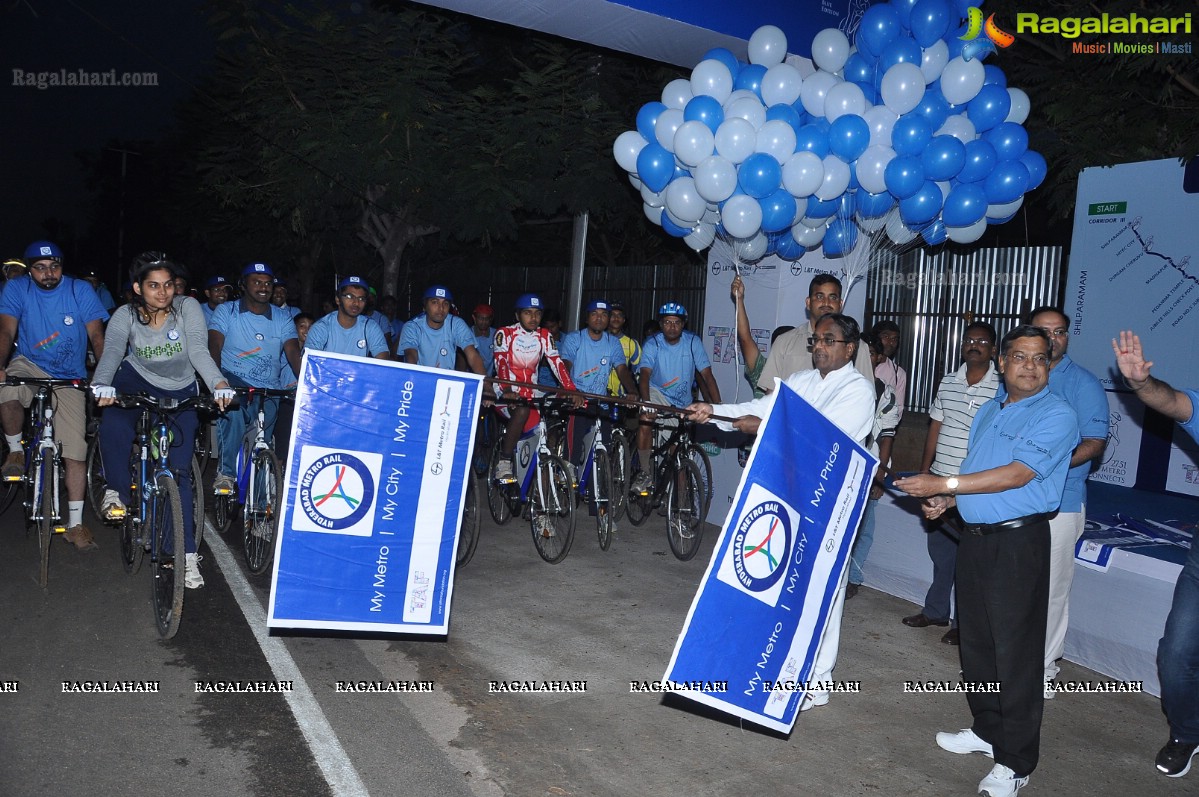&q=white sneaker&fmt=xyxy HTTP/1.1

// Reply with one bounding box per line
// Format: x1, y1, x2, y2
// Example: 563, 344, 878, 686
936, 728, 994, 758
799, 691, 830, 712
978, 763, 1028, 797
631, 470, 652, 495
493, 458, 514, 483
213, 473, 235, 495
101, 489, 127, 520
184, 552, 205, 589
1044, 681, 1056, 700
